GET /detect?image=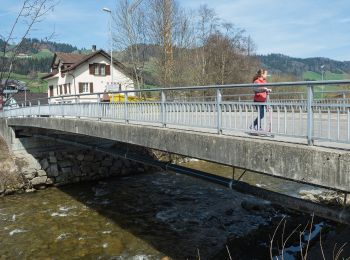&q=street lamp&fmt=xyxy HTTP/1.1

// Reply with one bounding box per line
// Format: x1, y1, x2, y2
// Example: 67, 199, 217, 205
102, 7, 113, 89
321, 65, 325, 98
321, 65, 325, 81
